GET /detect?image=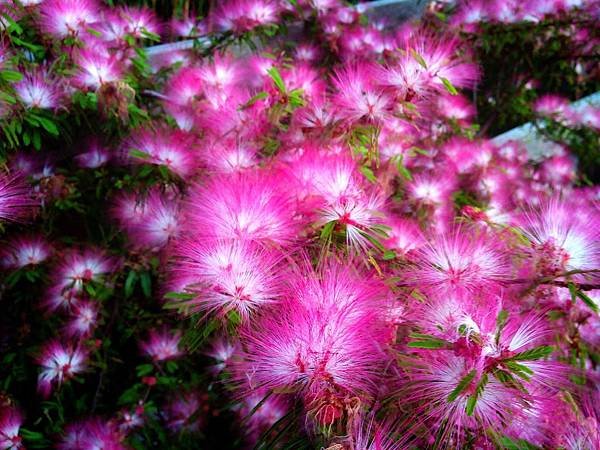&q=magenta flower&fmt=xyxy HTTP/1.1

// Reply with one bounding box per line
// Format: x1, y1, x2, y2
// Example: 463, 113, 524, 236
519, 197, 600, 278
182, 172, 300, 245
235, 261, 390, 426
1, 235, 52, 269
58, 418, 125, 450
0, 173, 35, 223
36, 340, 88, 397
39, 0, 100, 38
162, 391, 206, 433
75, 141, 111, 169
0, 407, 23, 450
74, 49, 123, 89
140, 328, 183, 362
51, 248, 118, 293
169, 239, 283, 321
331, 63, 392, 123
211, 0, 280, 34
408, 229, 511, 297
64, 301, 99, 338
126, 128, 198, 178
14, 69, 63, 109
